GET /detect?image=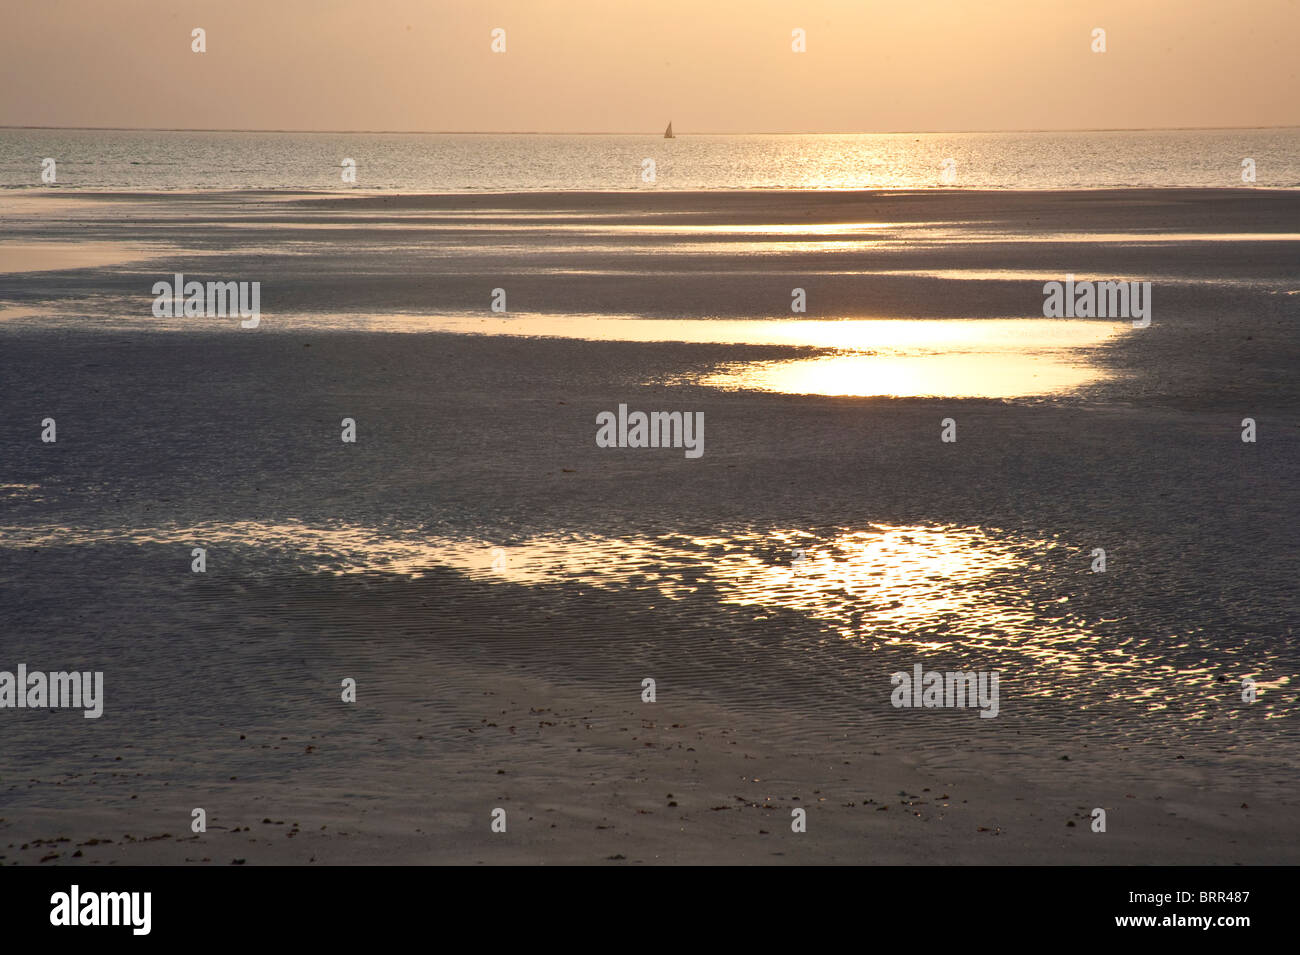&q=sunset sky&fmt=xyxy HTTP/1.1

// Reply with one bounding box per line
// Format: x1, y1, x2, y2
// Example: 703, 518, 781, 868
3, 0, 1296, 133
